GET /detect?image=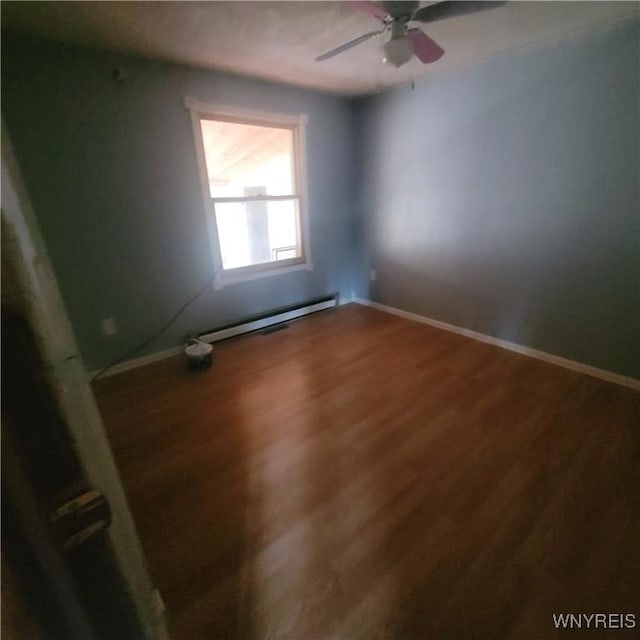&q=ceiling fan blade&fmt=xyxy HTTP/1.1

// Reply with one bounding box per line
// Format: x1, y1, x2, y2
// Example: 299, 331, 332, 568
407, 28, 445, 63
316, 29, 385, 61
348, 1, 391, 22
414, 1, 506, 24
